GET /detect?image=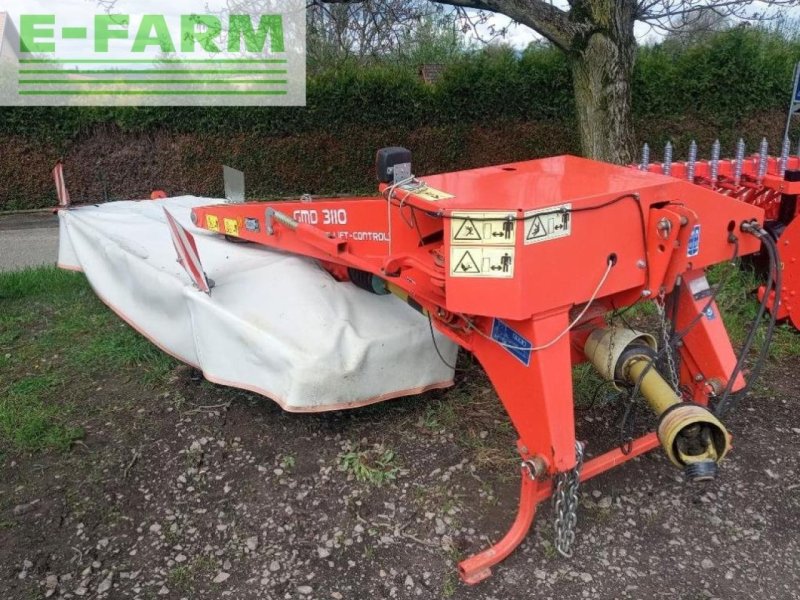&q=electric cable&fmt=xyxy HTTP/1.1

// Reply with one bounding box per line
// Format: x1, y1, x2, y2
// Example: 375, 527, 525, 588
714, 228, 780, 417
467, 256, 616, 353
427, 315, 462, 372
